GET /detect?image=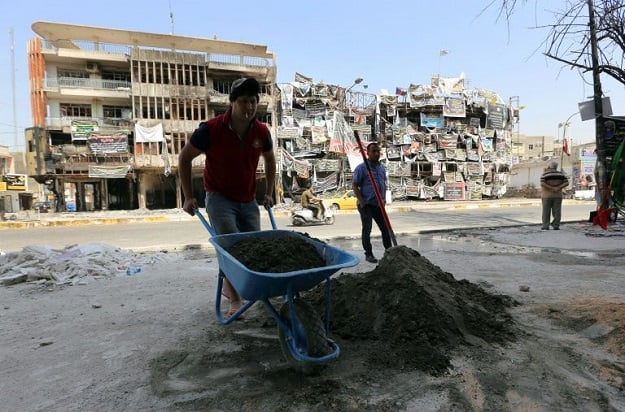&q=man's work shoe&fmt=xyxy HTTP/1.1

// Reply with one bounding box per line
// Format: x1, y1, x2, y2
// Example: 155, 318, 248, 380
365, 254, 378, 263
